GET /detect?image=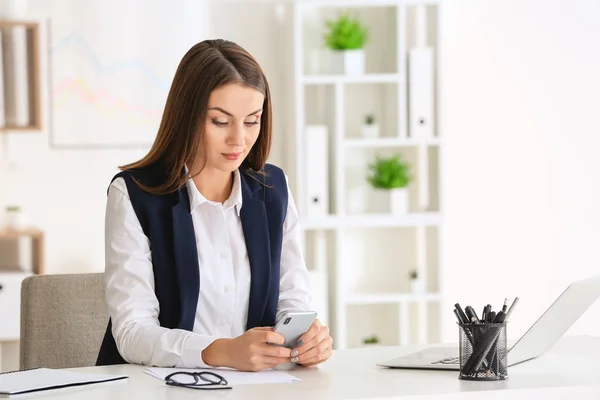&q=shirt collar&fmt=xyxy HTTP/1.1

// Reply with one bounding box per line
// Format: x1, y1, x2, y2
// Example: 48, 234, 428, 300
185, 166, 243, 216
